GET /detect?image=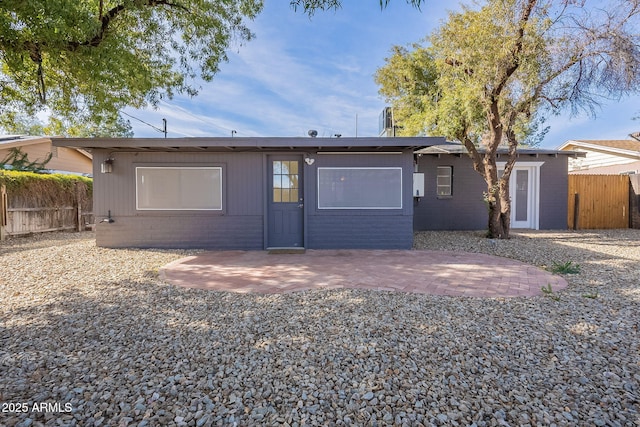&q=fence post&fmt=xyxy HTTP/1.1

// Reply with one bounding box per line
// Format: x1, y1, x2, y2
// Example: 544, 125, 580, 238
75, 182, 82, 232
573, 193, 580, 231
0, 184, 7, 241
